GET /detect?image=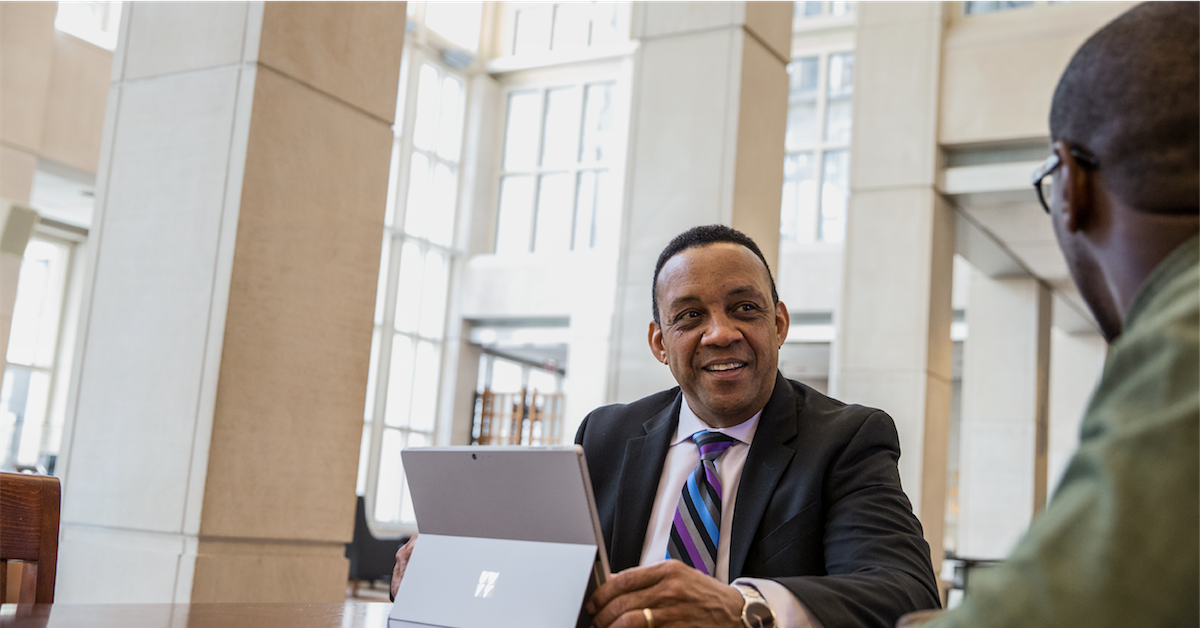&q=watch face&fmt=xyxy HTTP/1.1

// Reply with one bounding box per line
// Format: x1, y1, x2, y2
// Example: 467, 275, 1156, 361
744, 601, 774, 628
